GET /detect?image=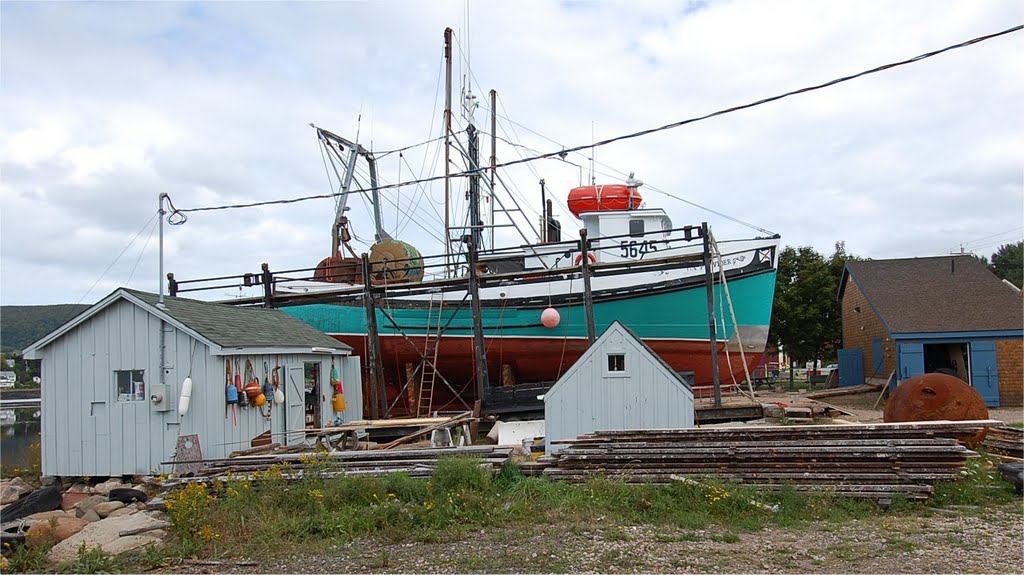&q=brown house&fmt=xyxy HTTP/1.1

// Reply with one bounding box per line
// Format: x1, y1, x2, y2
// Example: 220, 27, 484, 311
838, 255, 1023, 407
